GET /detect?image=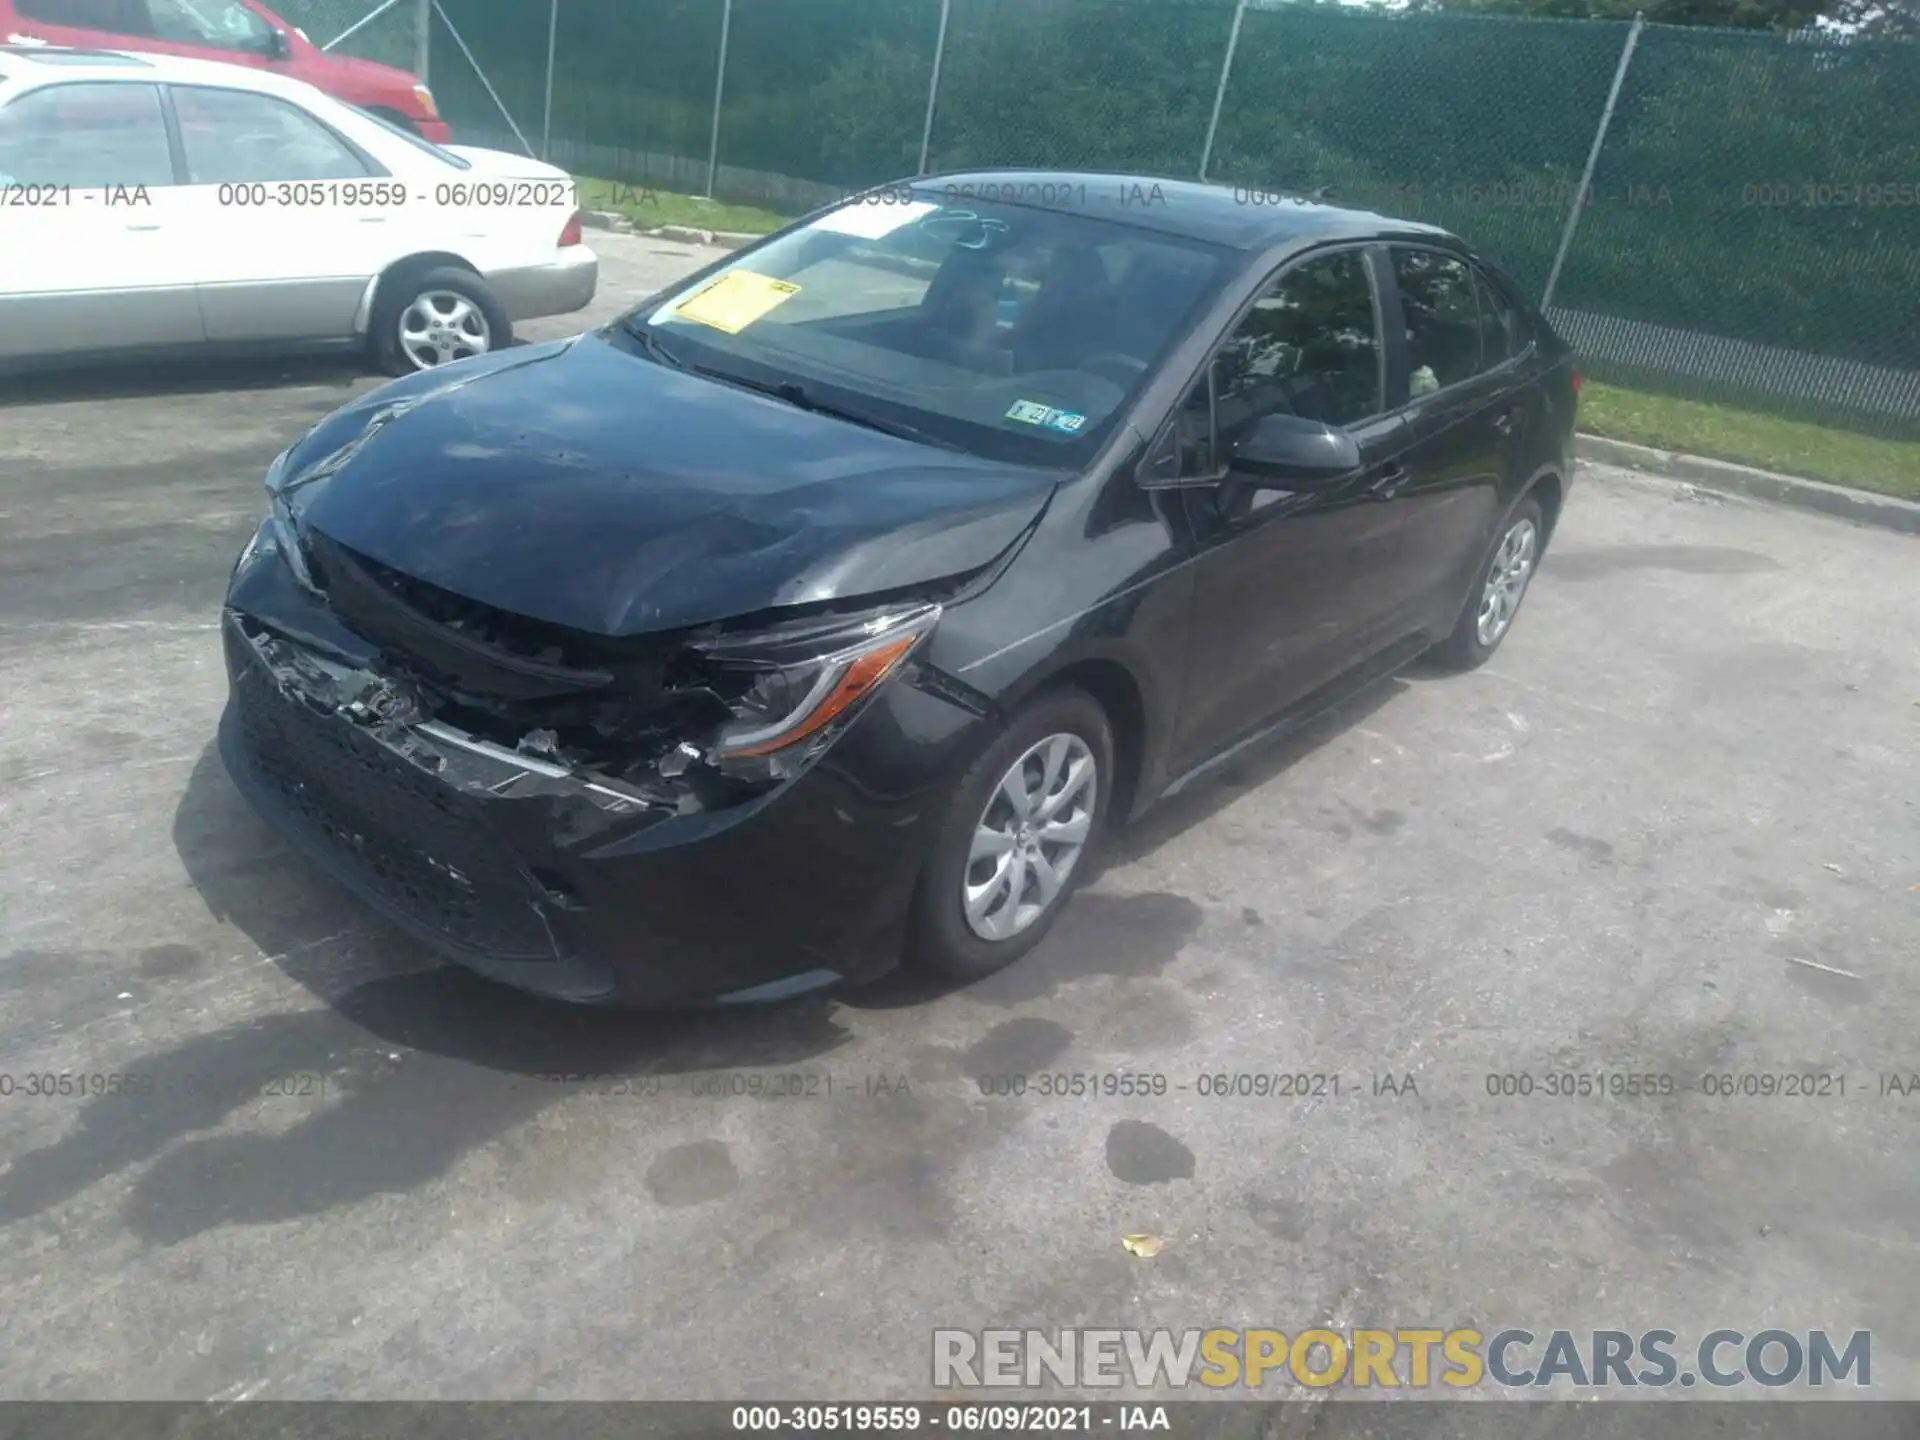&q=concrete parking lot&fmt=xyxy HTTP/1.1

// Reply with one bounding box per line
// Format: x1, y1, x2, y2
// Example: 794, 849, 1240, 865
1, 230, 1916, 1405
